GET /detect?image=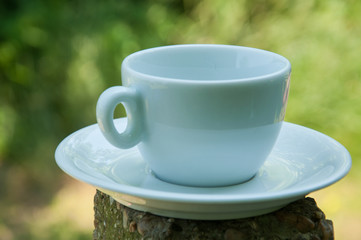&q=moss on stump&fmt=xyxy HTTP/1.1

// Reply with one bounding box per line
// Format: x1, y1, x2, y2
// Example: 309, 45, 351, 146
93, 190, 333, 240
